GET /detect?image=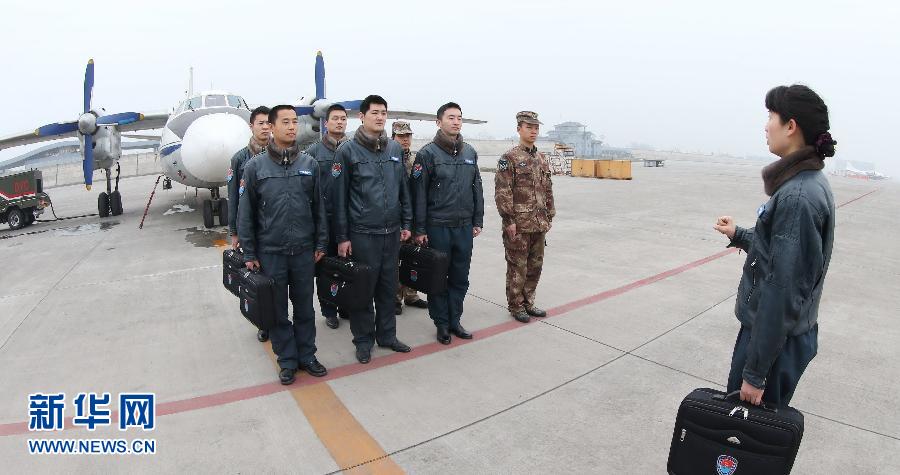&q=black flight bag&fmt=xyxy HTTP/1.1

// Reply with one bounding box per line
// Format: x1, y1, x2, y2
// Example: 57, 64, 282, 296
399, 244, 449, 295
237, 268, 277, 331
222, 248, 245, 297
315, 256, 371, 311
667, 388, 804, 475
